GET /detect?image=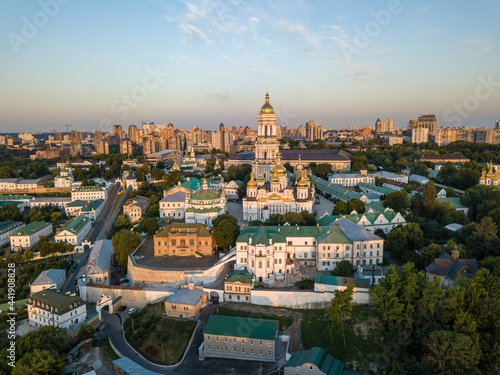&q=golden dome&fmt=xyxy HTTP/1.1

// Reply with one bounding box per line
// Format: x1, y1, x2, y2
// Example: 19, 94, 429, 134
273, 151, 286, 175
271, 176, 280, 184
248, 175, 257, 188
260, 92, 275, 114
257, 171, 265, 182
297, 175, 310, 188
